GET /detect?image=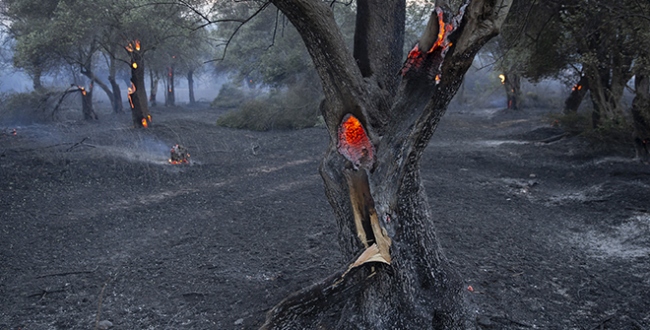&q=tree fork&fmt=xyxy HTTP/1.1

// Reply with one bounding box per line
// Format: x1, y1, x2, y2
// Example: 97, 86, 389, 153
263, 0, 512, 328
